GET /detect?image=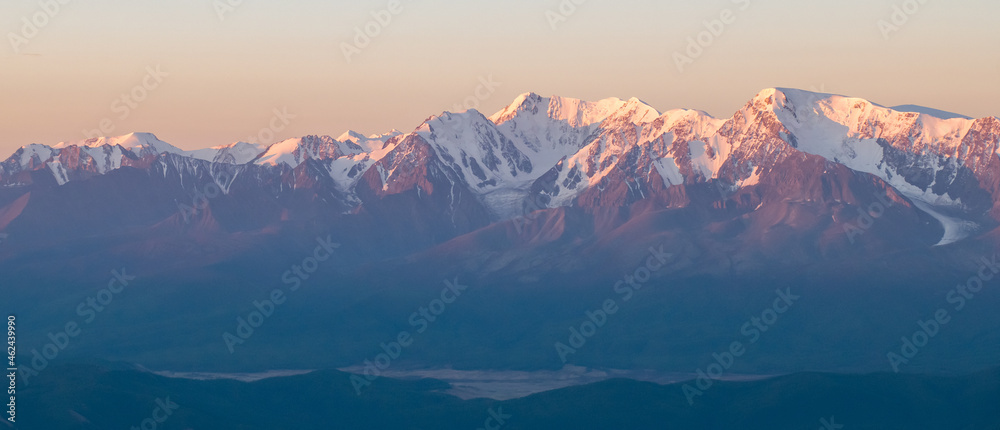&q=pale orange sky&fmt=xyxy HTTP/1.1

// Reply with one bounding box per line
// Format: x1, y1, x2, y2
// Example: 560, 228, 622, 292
1, 0, 997, 154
